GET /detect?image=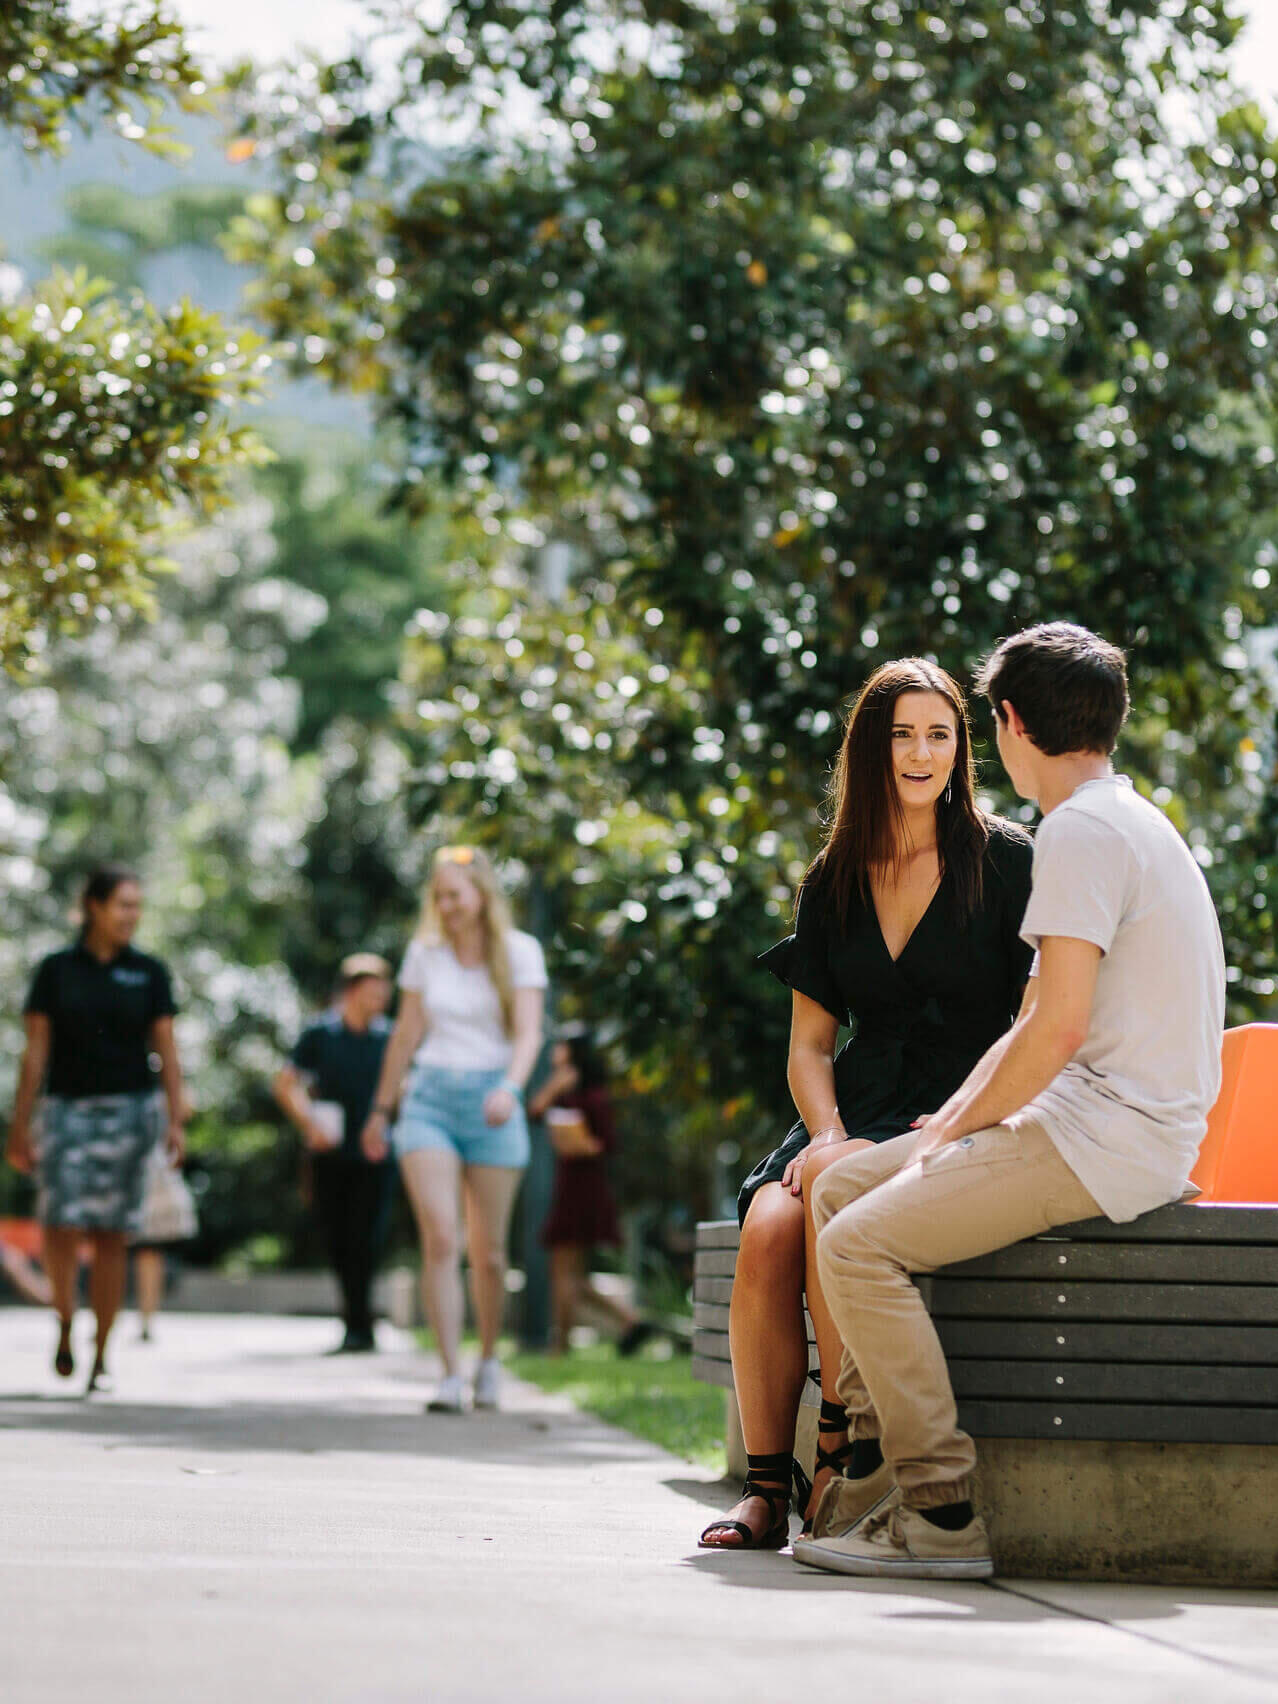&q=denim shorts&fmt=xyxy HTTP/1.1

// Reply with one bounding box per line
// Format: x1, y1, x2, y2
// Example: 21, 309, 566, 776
393, 1066, 530, 1169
